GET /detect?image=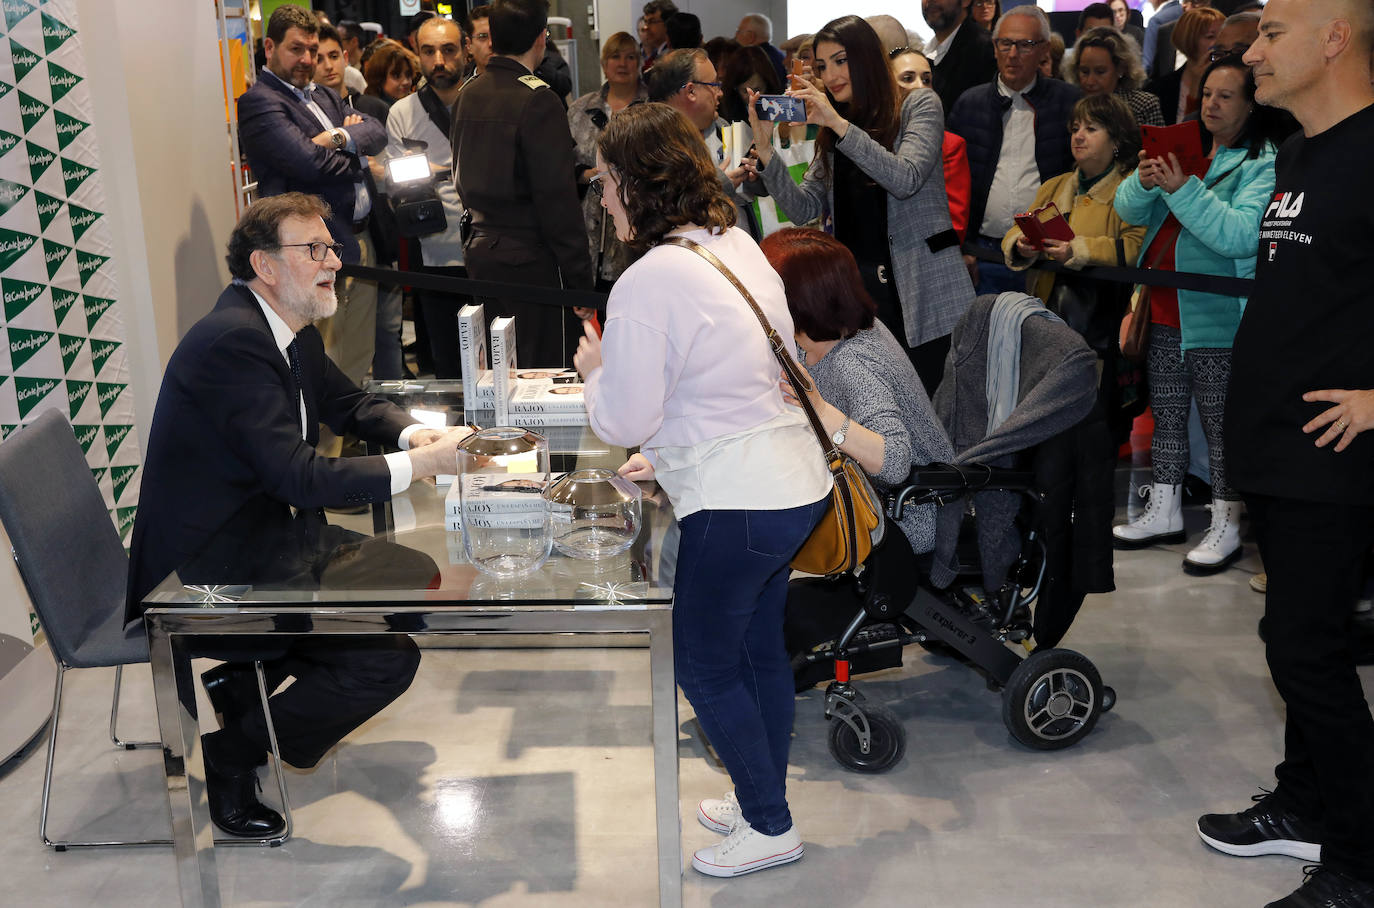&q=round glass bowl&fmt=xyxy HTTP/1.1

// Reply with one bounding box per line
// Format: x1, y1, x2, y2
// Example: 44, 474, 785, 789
456, 427, 551, 578
544, 468, 642, 561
